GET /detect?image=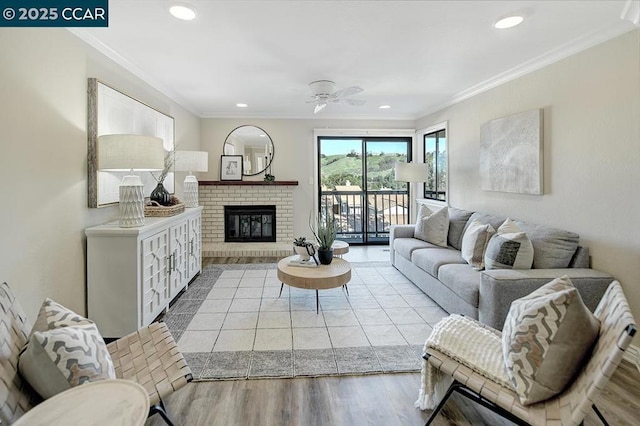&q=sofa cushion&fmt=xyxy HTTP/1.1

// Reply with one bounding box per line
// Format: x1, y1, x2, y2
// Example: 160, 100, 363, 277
461, 220, 496, 270
514, 221, 579, 269
502, 276, 600, 405
18, 323, 116, 399
414, 205, 449, 247
484, 219, 534, 270
393, 238, 439, 261
32, 298, 94, 335
462, 212, 507, 237
438, 264, 481, 308
412, 248, 466, 277
447, 207, 474, 250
